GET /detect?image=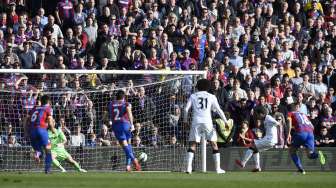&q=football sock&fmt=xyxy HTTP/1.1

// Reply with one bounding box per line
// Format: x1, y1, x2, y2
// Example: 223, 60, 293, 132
253, 153, 260, 169
72, 161, 81, 171
186, 152, 194, 172
127, 145, 135, 165
213, 152, 221, 170
291, 153, 303, 170
318, 151, 326, 165
242, 149, 253, 167
45, 152, 52, 173
123, 145, 135, 164
52, 158, 65, 171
